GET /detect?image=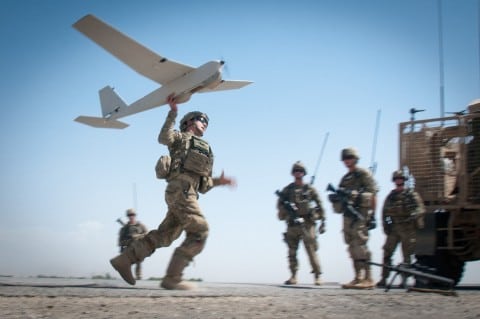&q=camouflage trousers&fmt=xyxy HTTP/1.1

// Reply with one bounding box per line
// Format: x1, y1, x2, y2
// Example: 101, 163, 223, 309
343, 216, 371, 262
284, 221, 321, 275
381, 222, 416, 279
130, 175, 209, 262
